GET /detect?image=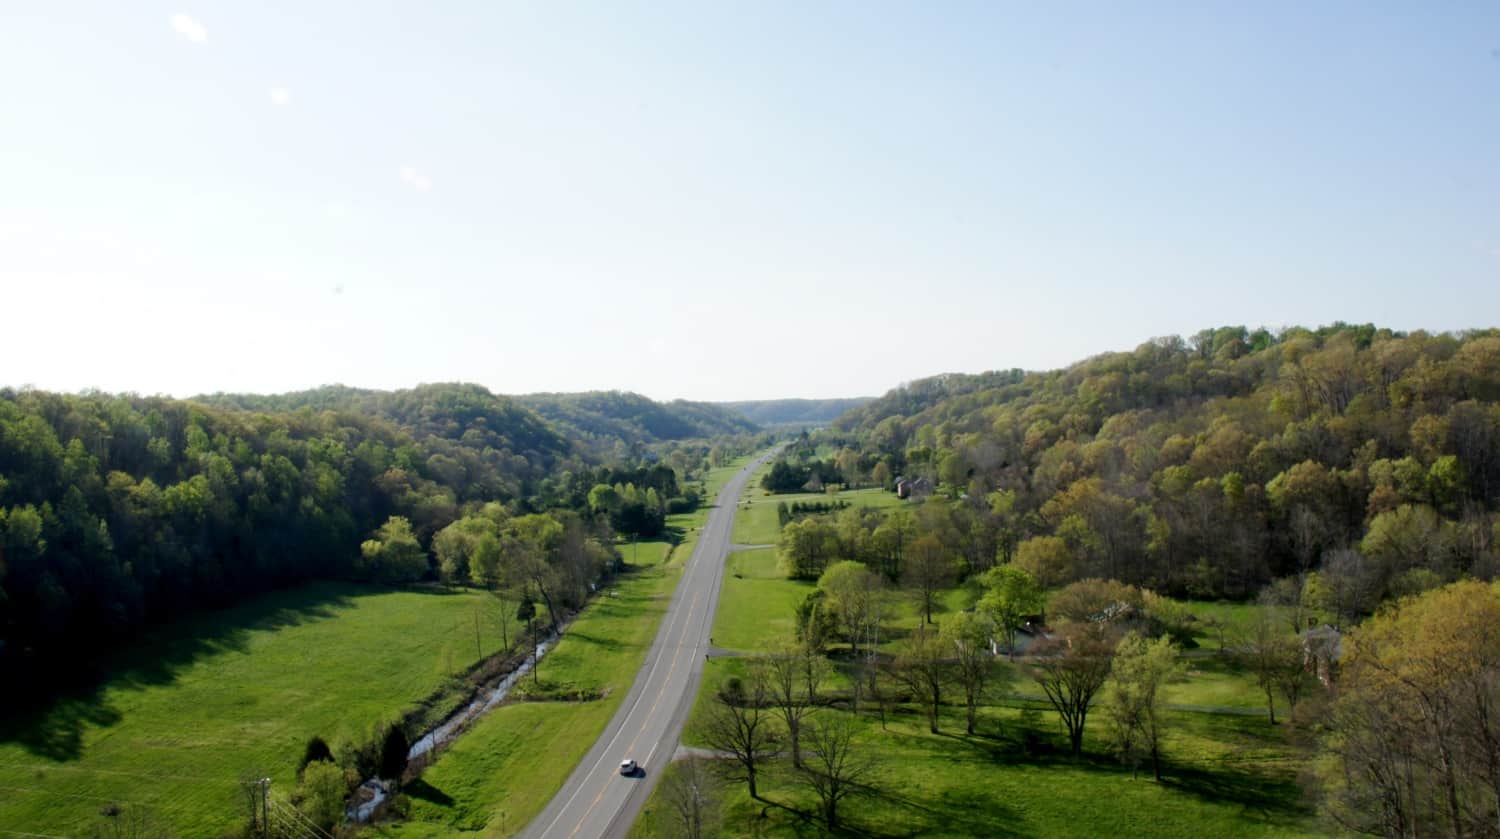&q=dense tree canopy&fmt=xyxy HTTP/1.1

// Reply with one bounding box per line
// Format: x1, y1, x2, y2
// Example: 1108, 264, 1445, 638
825, 325, 1500, 601
0, 388, 479, 681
